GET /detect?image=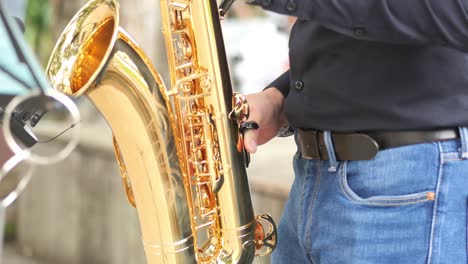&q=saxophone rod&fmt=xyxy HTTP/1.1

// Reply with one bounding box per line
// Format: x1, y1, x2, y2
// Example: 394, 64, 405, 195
218, 0, 236, 18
